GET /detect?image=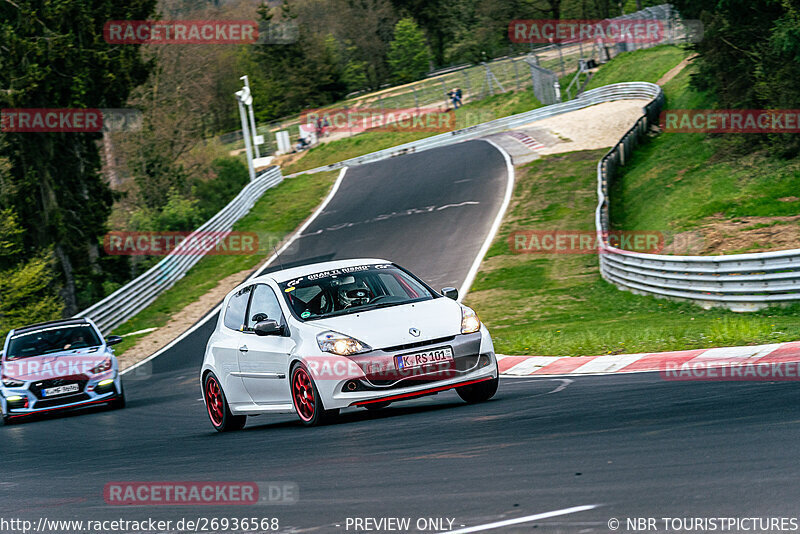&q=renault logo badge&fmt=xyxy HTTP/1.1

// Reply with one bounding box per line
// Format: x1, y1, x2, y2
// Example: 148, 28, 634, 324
409, 328, 420, 337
